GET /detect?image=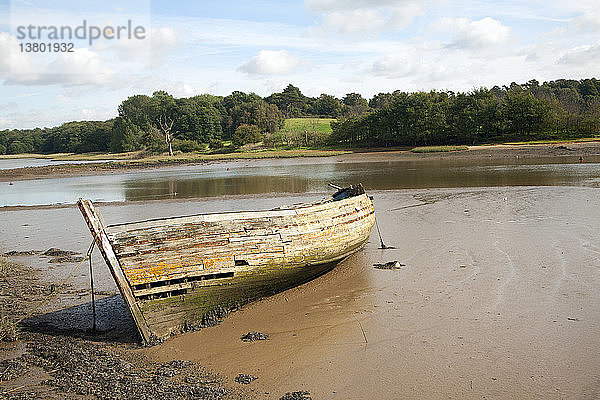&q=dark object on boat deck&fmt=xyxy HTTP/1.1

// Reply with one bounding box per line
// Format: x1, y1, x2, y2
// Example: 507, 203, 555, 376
373, 261, 405, 270
77, 183, 375, 344
331, 184, 365, 201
